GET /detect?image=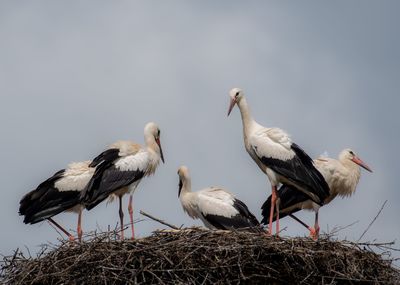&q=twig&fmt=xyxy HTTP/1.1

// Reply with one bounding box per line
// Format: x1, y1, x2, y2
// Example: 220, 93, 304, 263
328, 220, 359, 237
358, 200, 387, 242
140, 210, 179, 229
